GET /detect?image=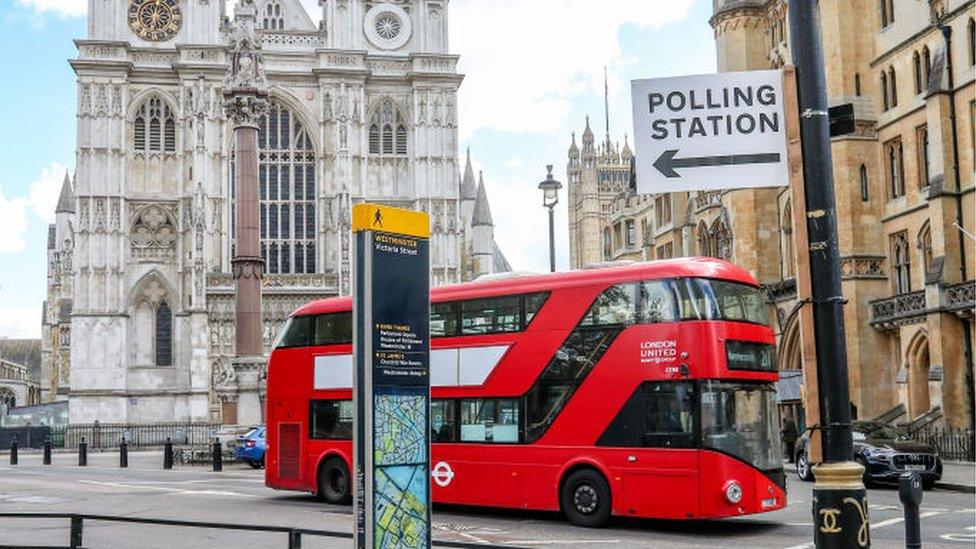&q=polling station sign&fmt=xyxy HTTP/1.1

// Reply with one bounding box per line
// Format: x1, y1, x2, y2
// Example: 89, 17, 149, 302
352, 203, 431, 549
631, 70, 789, 193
